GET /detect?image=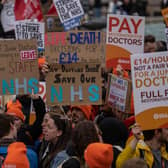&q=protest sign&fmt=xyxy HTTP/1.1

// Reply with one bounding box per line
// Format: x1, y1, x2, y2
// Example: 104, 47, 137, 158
131, 51, 168, 130
53, 0, 84, 31
1, 0, 15, 32
39, 81, 46, 102
15, 20, 45, 49
161, 8, 168, 27
106, 74, 132, 113
165, 28, 168, 49
106, 14, 145, 70
47, 3, 58, 15
44, 15, 63, 32
46, 63, 102, 105
45, 31, 105, 63
0, 40, 39, 95
14, 0, 43, 21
